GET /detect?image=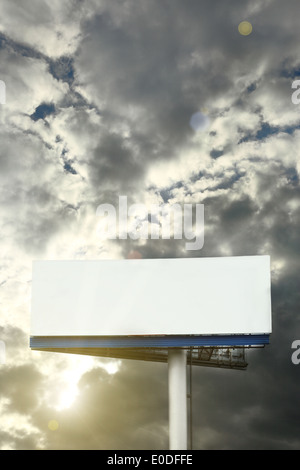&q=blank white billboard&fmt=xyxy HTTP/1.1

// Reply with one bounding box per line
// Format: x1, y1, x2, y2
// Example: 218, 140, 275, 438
30, 256, 271, 337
